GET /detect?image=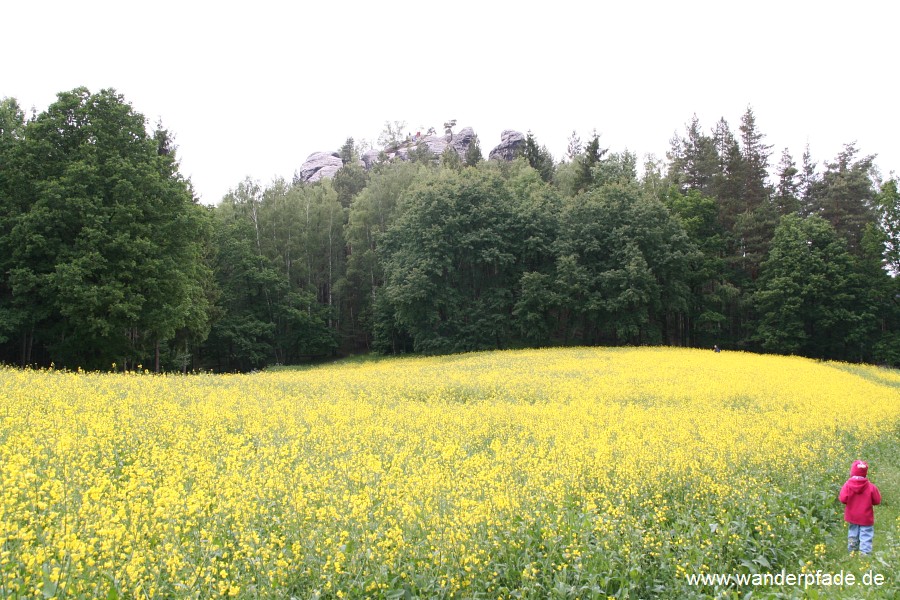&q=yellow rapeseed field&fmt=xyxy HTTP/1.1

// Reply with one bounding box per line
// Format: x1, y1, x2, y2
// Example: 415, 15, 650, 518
1, 347, 898, 598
